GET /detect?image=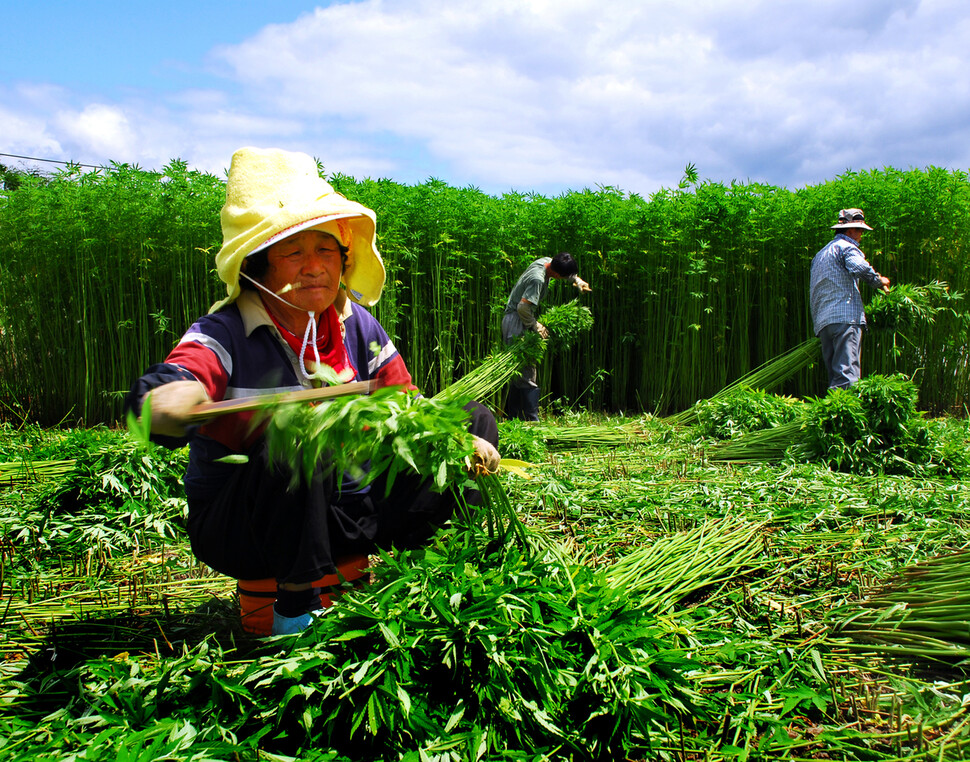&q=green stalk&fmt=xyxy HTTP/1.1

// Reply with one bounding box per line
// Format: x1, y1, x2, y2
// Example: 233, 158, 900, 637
602, 518, 766, 613
433, 345, 523, 404
666, 338, 821, 427
706, 420, 805, 462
